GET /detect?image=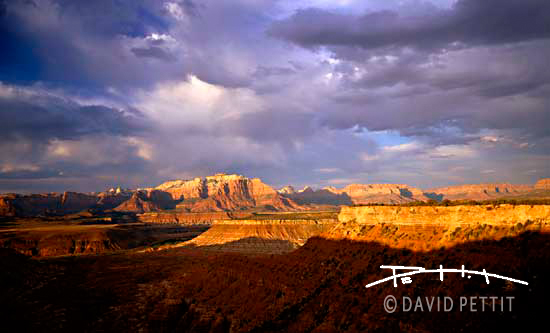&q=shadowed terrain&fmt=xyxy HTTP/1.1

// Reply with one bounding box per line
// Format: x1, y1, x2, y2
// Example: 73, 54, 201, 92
0, 231, 548, 332
0, 222, 209, 257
